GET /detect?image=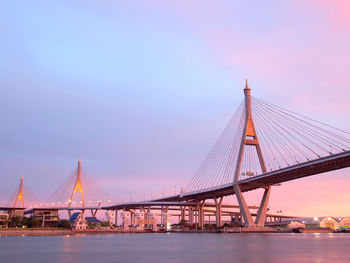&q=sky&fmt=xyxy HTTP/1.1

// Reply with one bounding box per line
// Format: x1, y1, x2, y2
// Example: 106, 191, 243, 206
1, 0, 350, 217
